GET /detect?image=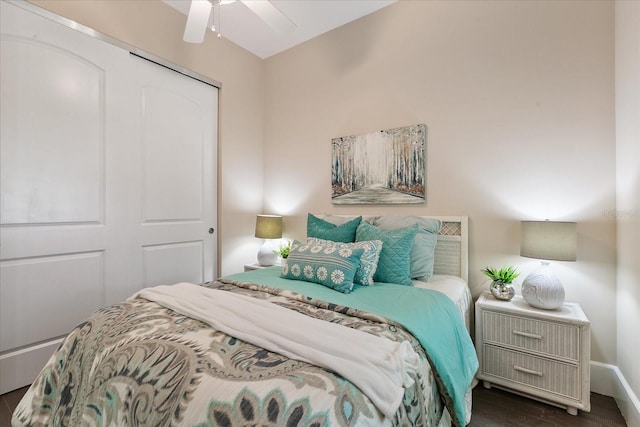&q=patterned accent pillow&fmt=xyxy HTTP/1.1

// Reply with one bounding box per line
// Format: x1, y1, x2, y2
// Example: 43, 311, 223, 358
355, 222, 418, 286
307, 213, 362, 243
307, 238, 383, 286
281, 240, 364, 293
